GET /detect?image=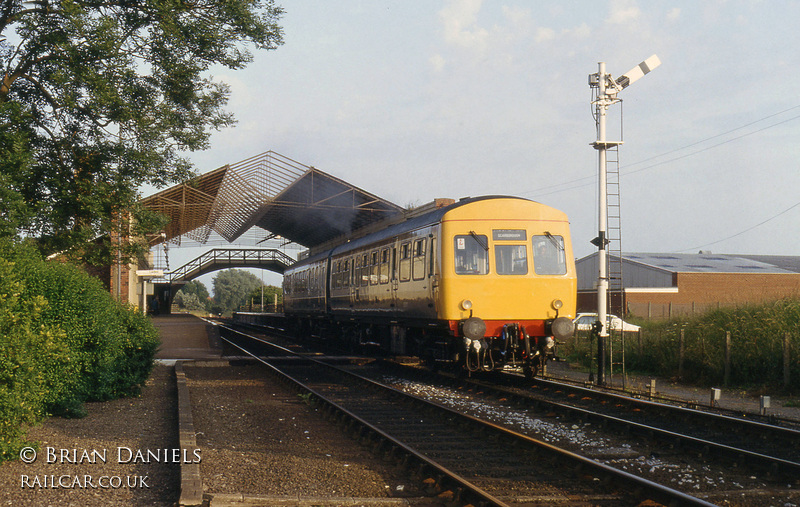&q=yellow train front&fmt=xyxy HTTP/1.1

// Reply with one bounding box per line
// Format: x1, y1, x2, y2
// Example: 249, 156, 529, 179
283, 196, 577, 377
434, 197, 576, 376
